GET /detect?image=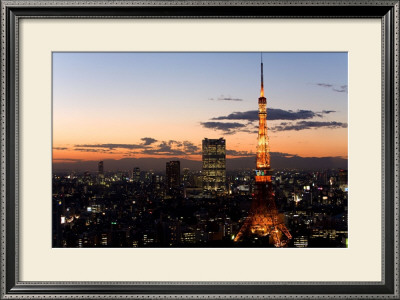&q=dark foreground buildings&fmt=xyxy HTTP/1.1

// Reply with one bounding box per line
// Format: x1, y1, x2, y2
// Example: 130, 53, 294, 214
52, 167, 348, 248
